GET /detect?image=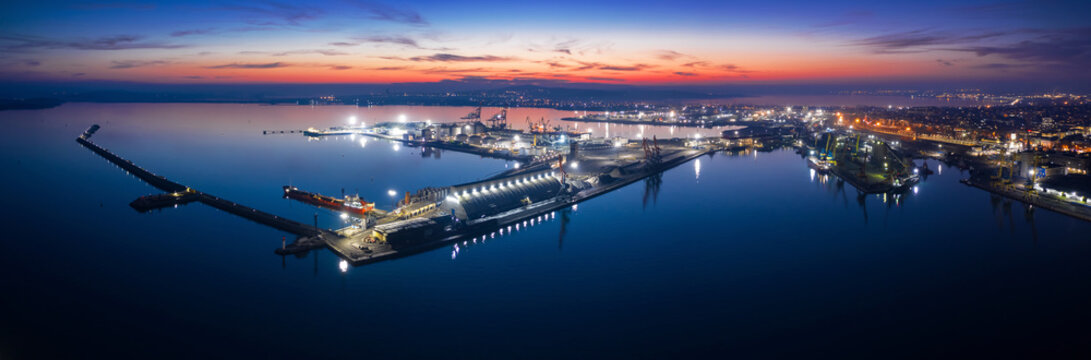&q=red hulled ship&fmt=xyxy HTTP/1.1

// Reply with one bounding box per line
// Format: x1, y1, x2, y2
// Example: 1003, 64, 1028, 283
283, 186, 374, 215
